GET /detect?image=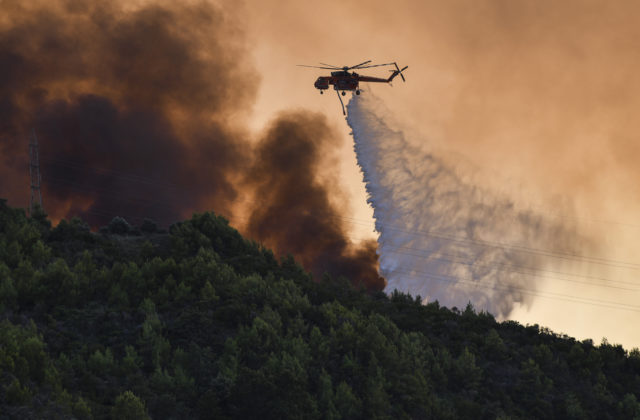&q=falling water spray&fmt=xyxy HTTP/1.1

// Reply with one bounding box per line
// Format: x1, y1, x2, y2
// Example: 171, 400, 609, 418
347, 94, 589, 317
